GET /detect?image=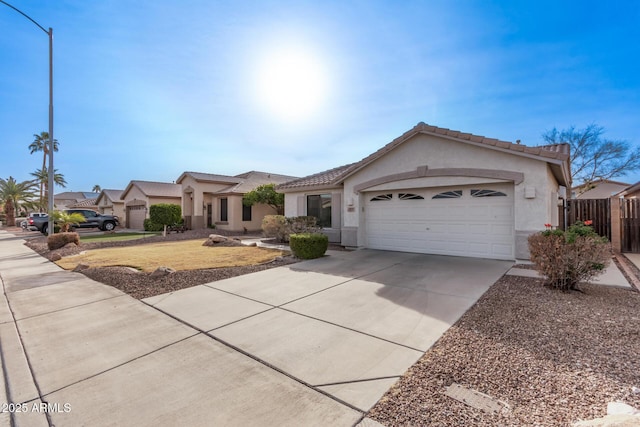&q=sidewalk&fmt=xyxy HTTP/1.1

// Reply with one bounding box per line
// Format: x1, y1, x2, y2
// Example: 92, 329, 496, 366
0, 230, 362, 426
